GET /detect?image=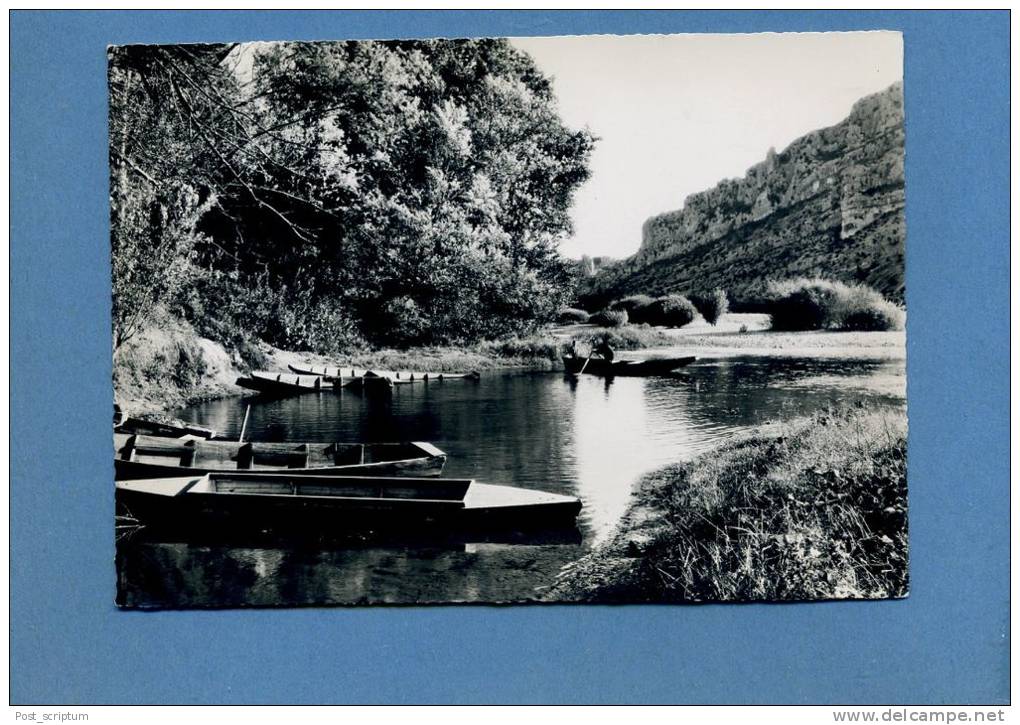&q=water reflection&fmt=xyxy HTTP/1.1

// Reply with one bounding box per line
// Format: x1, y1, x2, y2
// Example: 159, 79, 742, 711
118, 355, 906, 607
